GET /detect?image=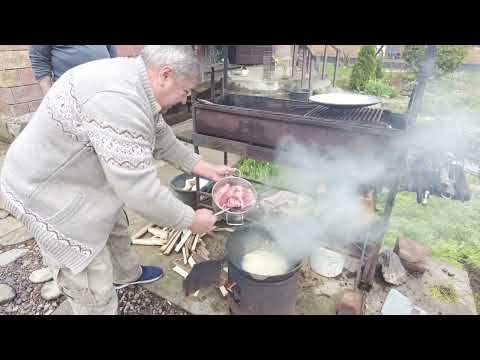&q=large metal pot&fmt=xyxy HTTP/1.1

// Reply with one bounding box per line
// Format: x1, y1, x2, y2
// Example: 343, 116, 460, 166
226, 223, 303, 281
211, 173, 258, 226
